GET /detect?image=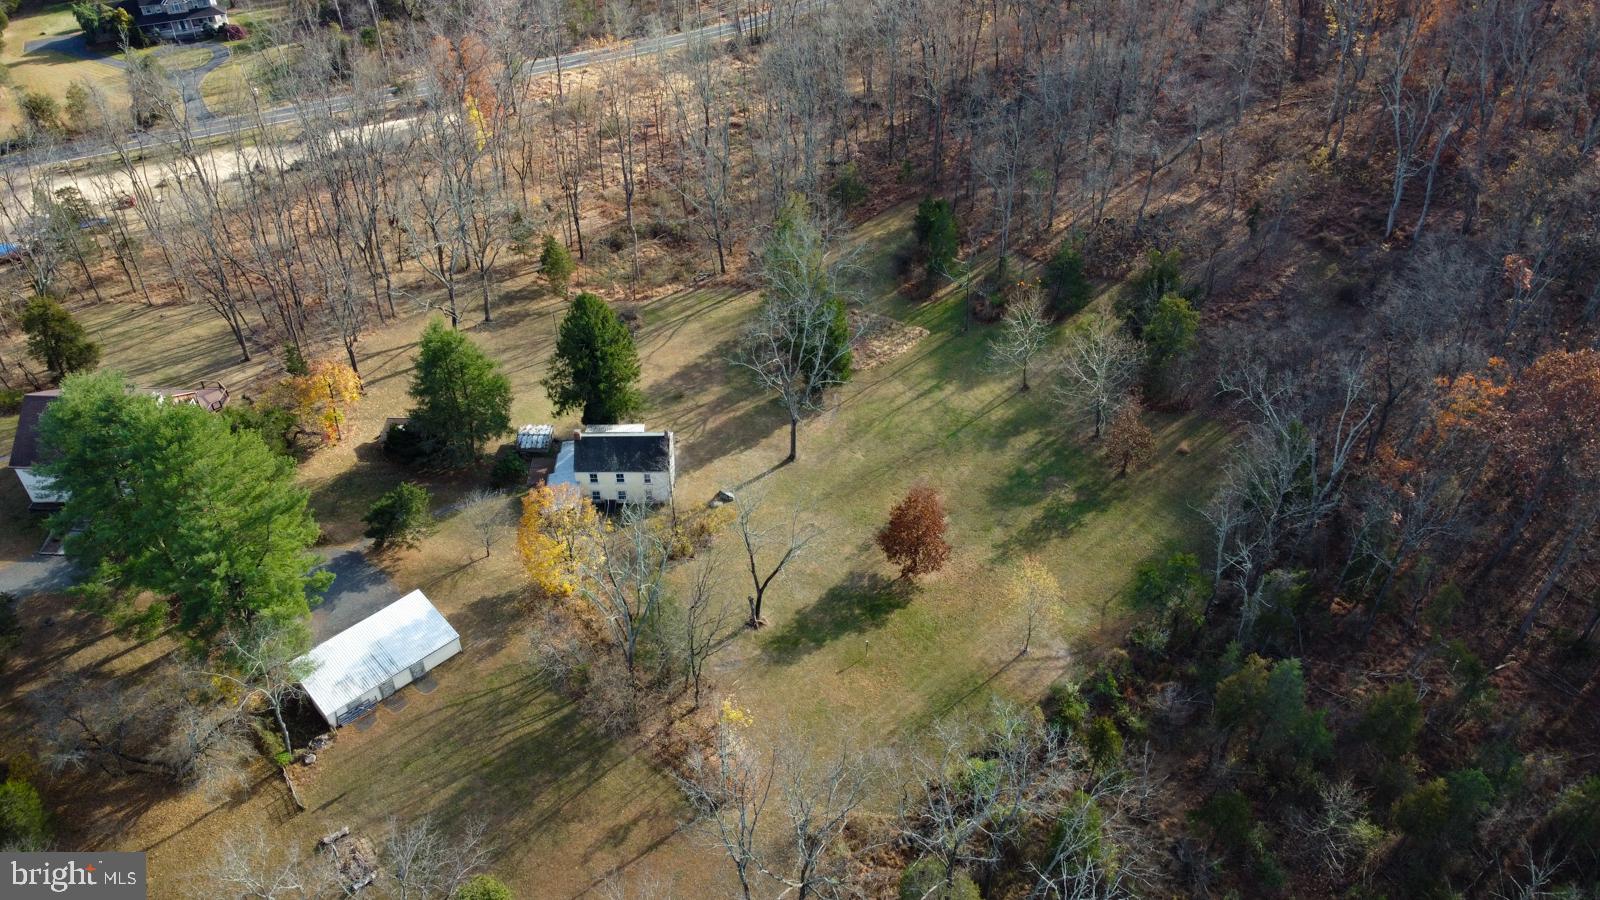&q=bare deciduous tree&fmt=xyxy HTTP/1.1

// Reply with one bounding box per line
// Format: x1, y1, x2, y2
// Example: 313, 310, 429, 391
681, 557, 736, 708
382, 815, 494, 900
1051, 315, 1141, 439
734, 493, 822, 628
679, 720, 873, 900
734, 202, 860, 464
988, 288, 1052, 391
188, 826, 341, 900
34, 668, 254, 797
206, 620, 316, 753
578, 504, 671, 673
678, 721, 775, 900
460, 488, 513, 559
